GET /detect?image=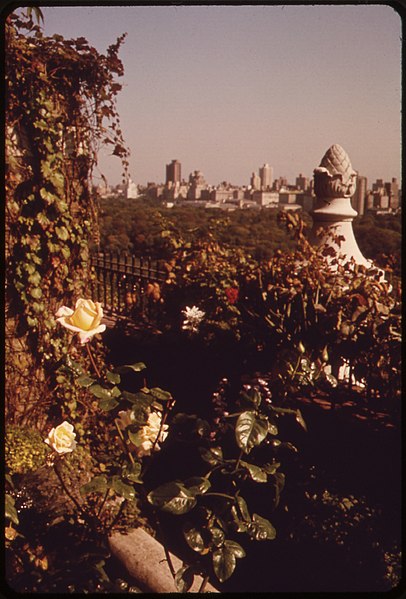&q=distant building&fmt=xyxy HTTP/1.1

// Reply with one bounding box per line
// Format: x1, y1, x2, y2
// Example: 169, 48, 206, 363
250, 171, 261, 190
252, 190, 279, 207
166, 159, 181, 185
187, 170, 207, 200
126, 178, 138, 199
351, 174, 367, 215
259, 163, 273, 190
295, 173, 310, 191
385, 178, 399, 210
